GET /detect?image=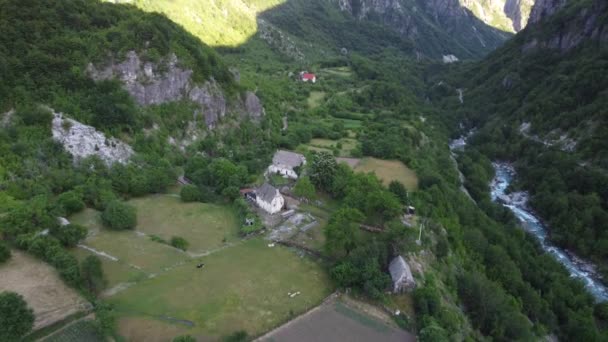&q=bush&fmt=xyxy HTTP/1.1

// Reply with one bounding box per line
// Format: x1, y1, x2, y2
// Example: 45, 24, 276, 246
173, 335, 196, 342
51, 223, 88, 247
57, 191, 85, 215
0, 242, 10, 263
170, 236, 189, 251
223, 330, 248, 342
101, 201, 137, 230
81, 255, 106, 296
0, 292, 35, 341
293, 176, 316, 200
180, 185, 201, 202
